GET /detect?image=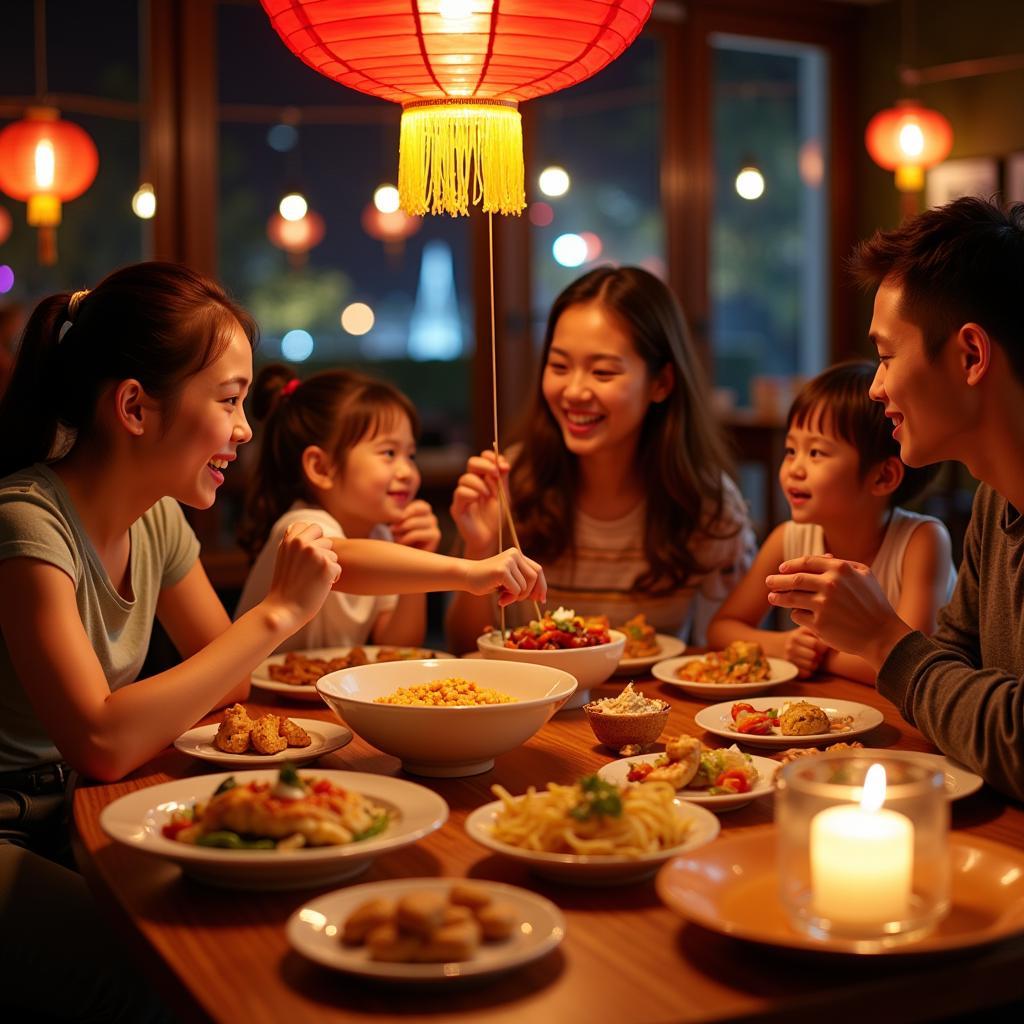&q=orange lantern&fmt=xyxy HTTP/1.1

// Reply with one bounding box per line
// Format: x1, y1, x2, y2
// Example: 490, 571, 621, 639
361, 203, 422, 245
260, 1, 655, 216
865, 100, 953, 193
0, 107, 99, 264
267, 209, 326, 254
